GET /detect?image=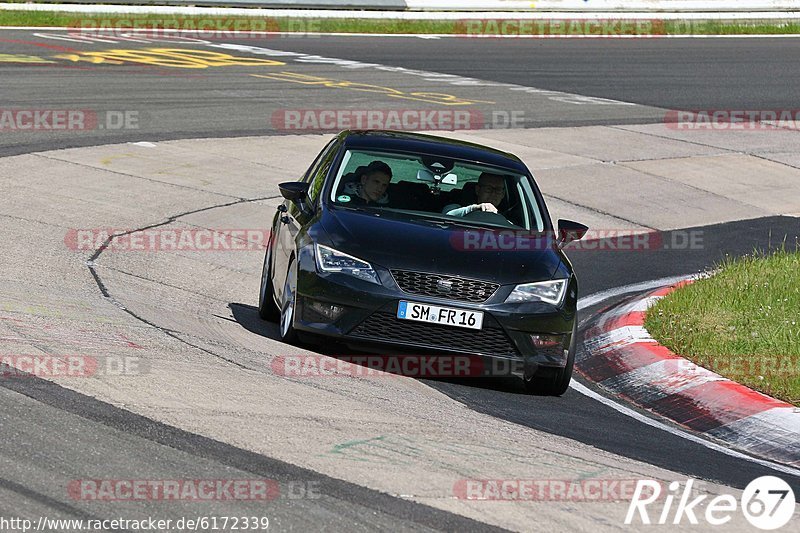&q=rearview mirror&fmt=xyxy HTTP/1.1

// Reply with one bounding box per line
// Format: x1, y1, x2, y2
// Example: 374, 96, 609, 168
416, 169, 434, 182
557, 219, 589, 248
